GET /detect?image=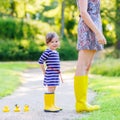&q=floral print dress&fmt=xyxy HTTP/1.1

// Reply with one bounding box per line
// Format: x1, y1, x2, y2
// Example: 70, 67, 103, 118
77, 0, 103, 50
